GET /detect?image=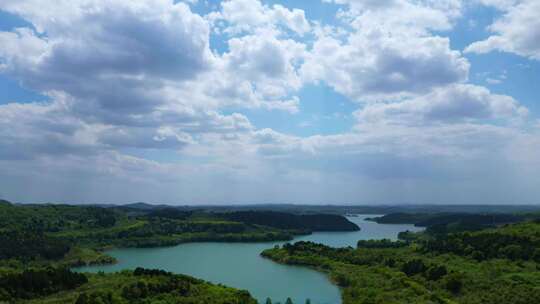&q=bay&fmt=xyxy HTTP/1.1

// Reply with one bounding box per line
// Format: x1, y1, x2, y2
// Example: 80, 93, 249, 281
78, 215, 423, 304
